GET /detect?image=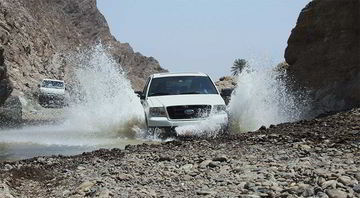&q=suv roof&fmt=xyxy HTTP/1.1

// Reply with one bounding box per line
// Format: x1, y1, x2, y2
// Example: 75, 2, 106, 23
42, 79, 64, 83
152, 72, 208, 78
